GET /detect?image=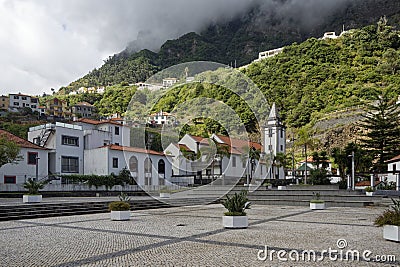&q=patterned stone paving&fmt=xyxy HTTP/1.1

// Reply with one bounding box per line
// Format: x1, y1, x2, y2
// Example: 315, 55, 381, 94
0, 204, 398, 266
